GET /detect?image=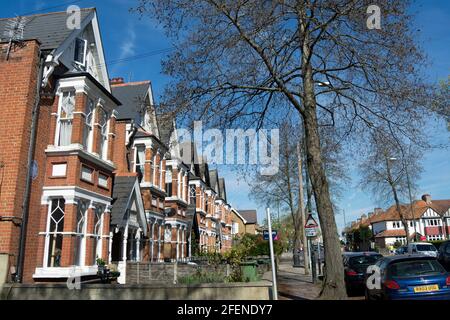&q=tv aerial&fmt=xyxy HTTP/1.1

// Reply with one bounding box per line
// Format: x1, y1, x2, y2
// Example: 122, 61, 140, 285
3, 16, 28, 60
